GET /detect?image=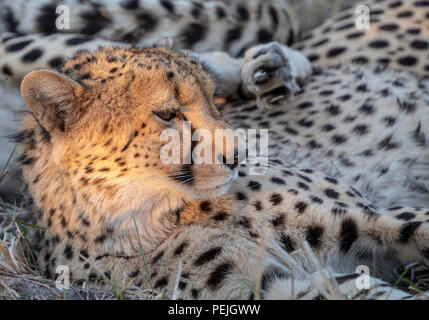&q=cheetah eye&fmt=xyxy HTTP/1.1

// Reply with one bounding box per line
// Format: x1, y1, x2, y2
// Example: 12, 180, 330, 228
153, 110, 177, 122
214, 88, 222, 97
